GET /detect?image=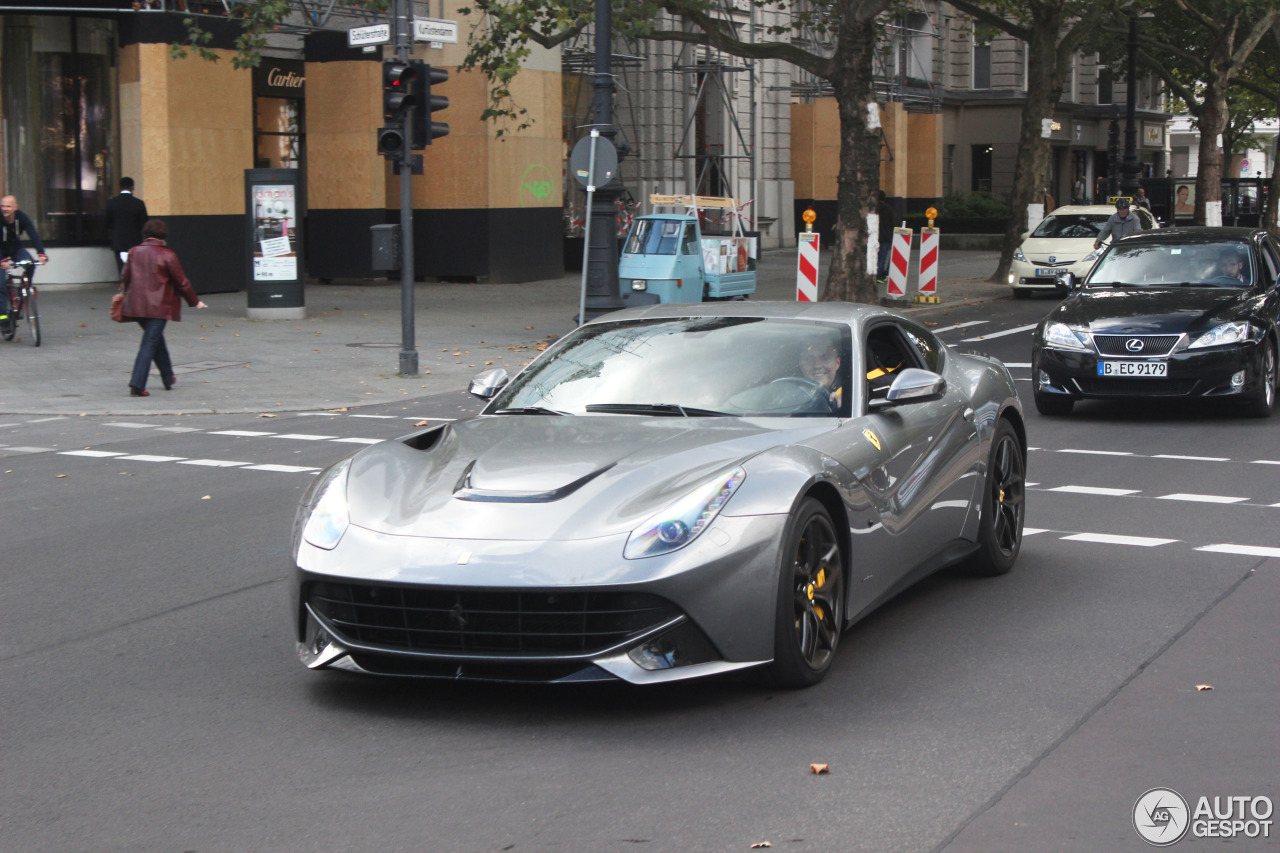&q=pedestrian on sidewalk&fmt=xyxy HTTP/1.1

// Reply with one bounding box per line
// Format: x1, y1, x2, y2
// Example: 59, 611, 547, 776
121, 219, 206, 397
105, 177, 149, 273
876, 190, 895, 281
